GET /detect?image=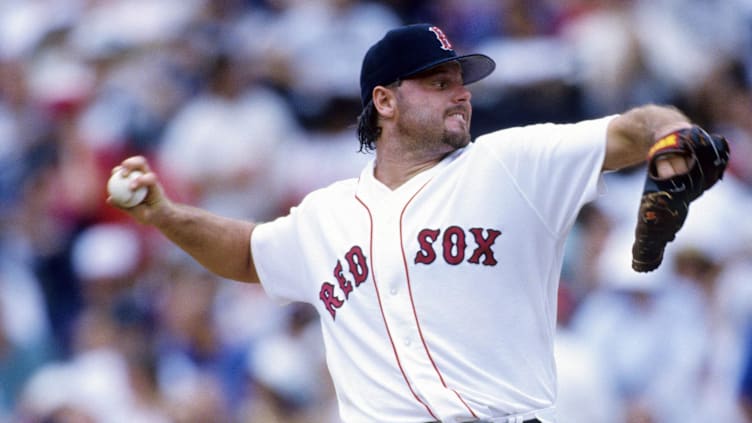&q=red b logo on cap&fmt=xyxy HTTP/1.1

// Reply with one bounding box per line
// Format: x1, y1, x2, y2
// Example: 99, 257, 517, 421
429, 26, 453, 51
